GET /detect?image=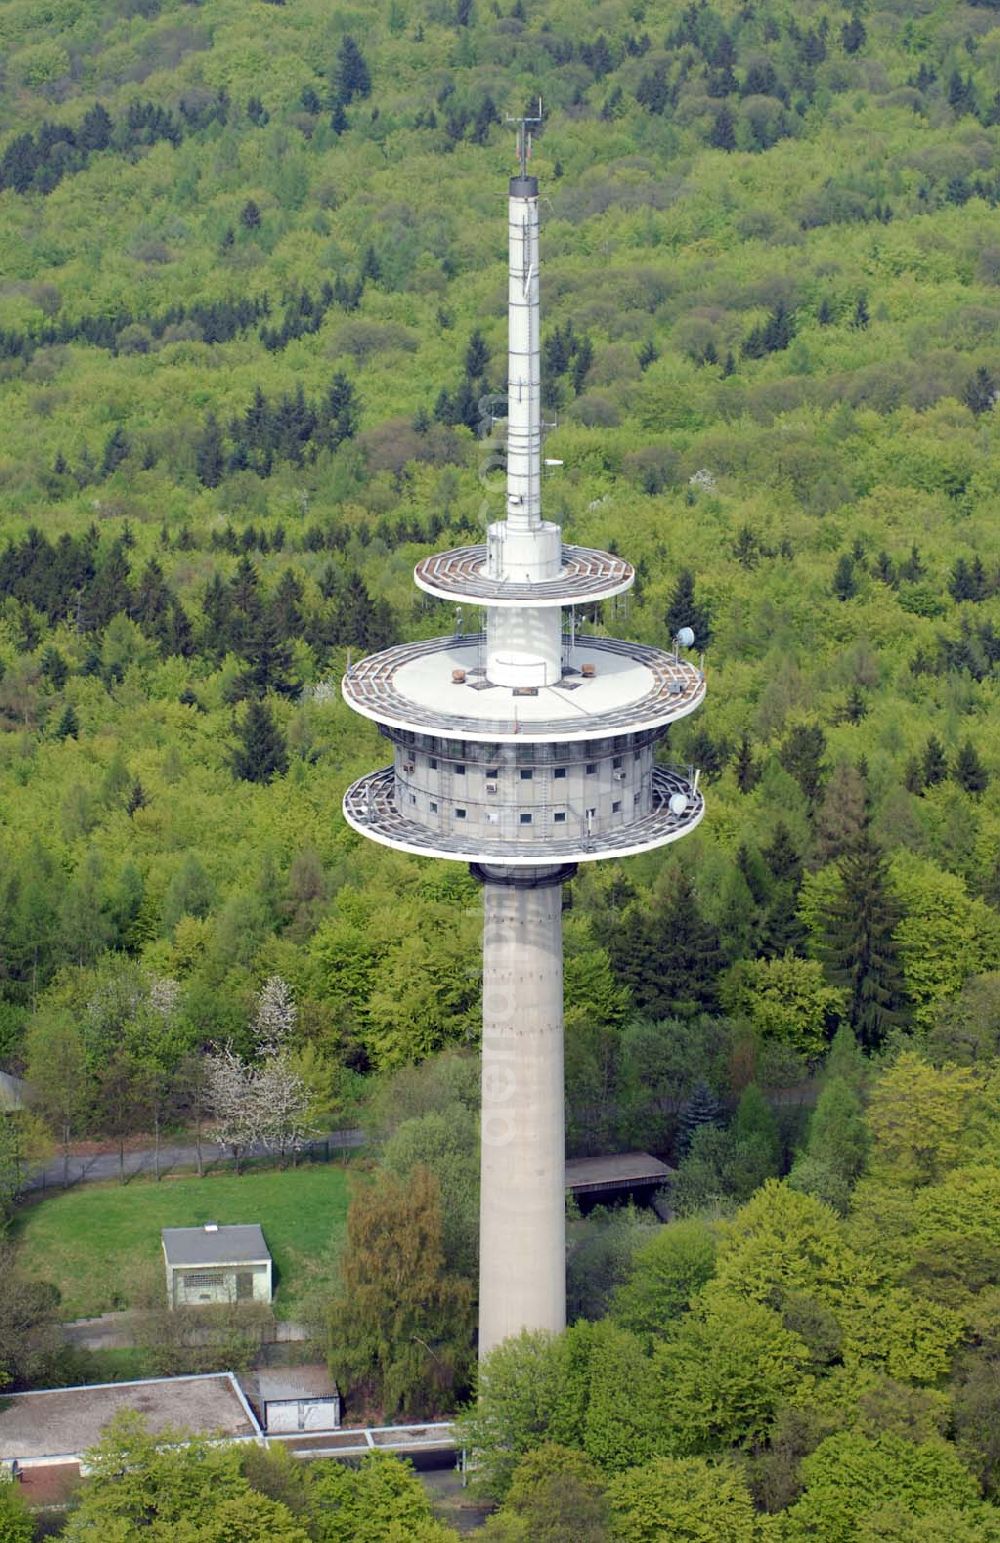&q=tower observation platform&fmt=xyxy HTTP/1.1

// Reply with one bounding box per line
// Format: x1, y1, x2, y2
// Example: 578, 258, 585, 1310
342, 136, 706, 1358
